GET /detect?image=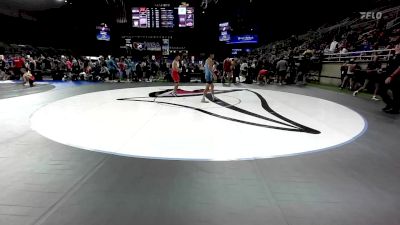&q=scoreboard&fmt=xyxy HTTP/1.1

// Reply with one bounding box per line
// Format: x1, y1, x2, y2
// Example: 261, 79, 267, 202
132, 6, 194, 29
